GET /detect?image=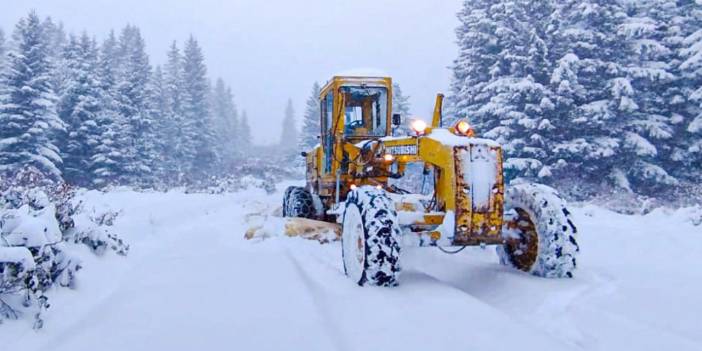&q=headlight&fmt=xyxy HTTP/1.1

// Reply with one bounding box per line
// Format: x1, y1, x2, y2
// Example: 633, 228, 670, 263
454, 119, 474, 137
410, 119, 428, 136
383, 153, 395, 162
